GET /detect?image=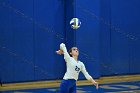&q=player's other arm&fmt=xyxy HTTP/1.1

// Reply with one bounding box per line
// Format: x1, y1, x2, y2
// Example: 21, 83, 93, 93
81, 63, 99, 89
